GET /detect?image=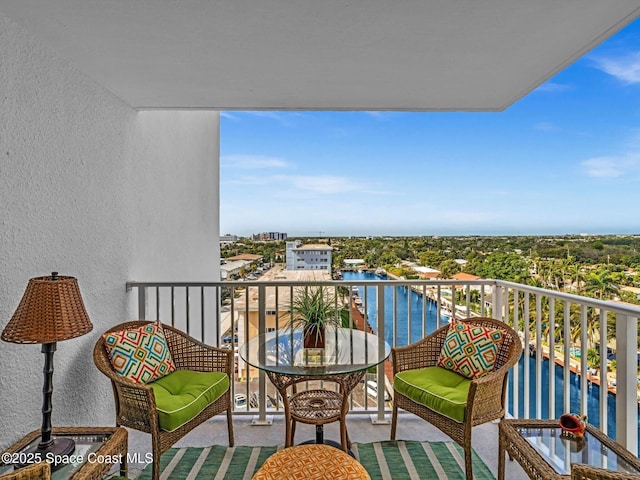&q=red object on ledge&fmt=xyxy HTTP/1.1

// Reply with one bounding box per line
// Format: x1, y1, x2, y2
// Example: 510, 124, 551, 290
559, 413, 587, 438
